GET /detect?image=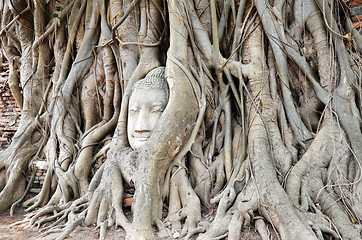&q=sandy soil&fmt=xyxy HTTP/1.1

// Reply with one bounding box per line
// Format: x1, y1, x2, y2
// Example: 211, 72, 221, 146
0, 208, 126, 240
